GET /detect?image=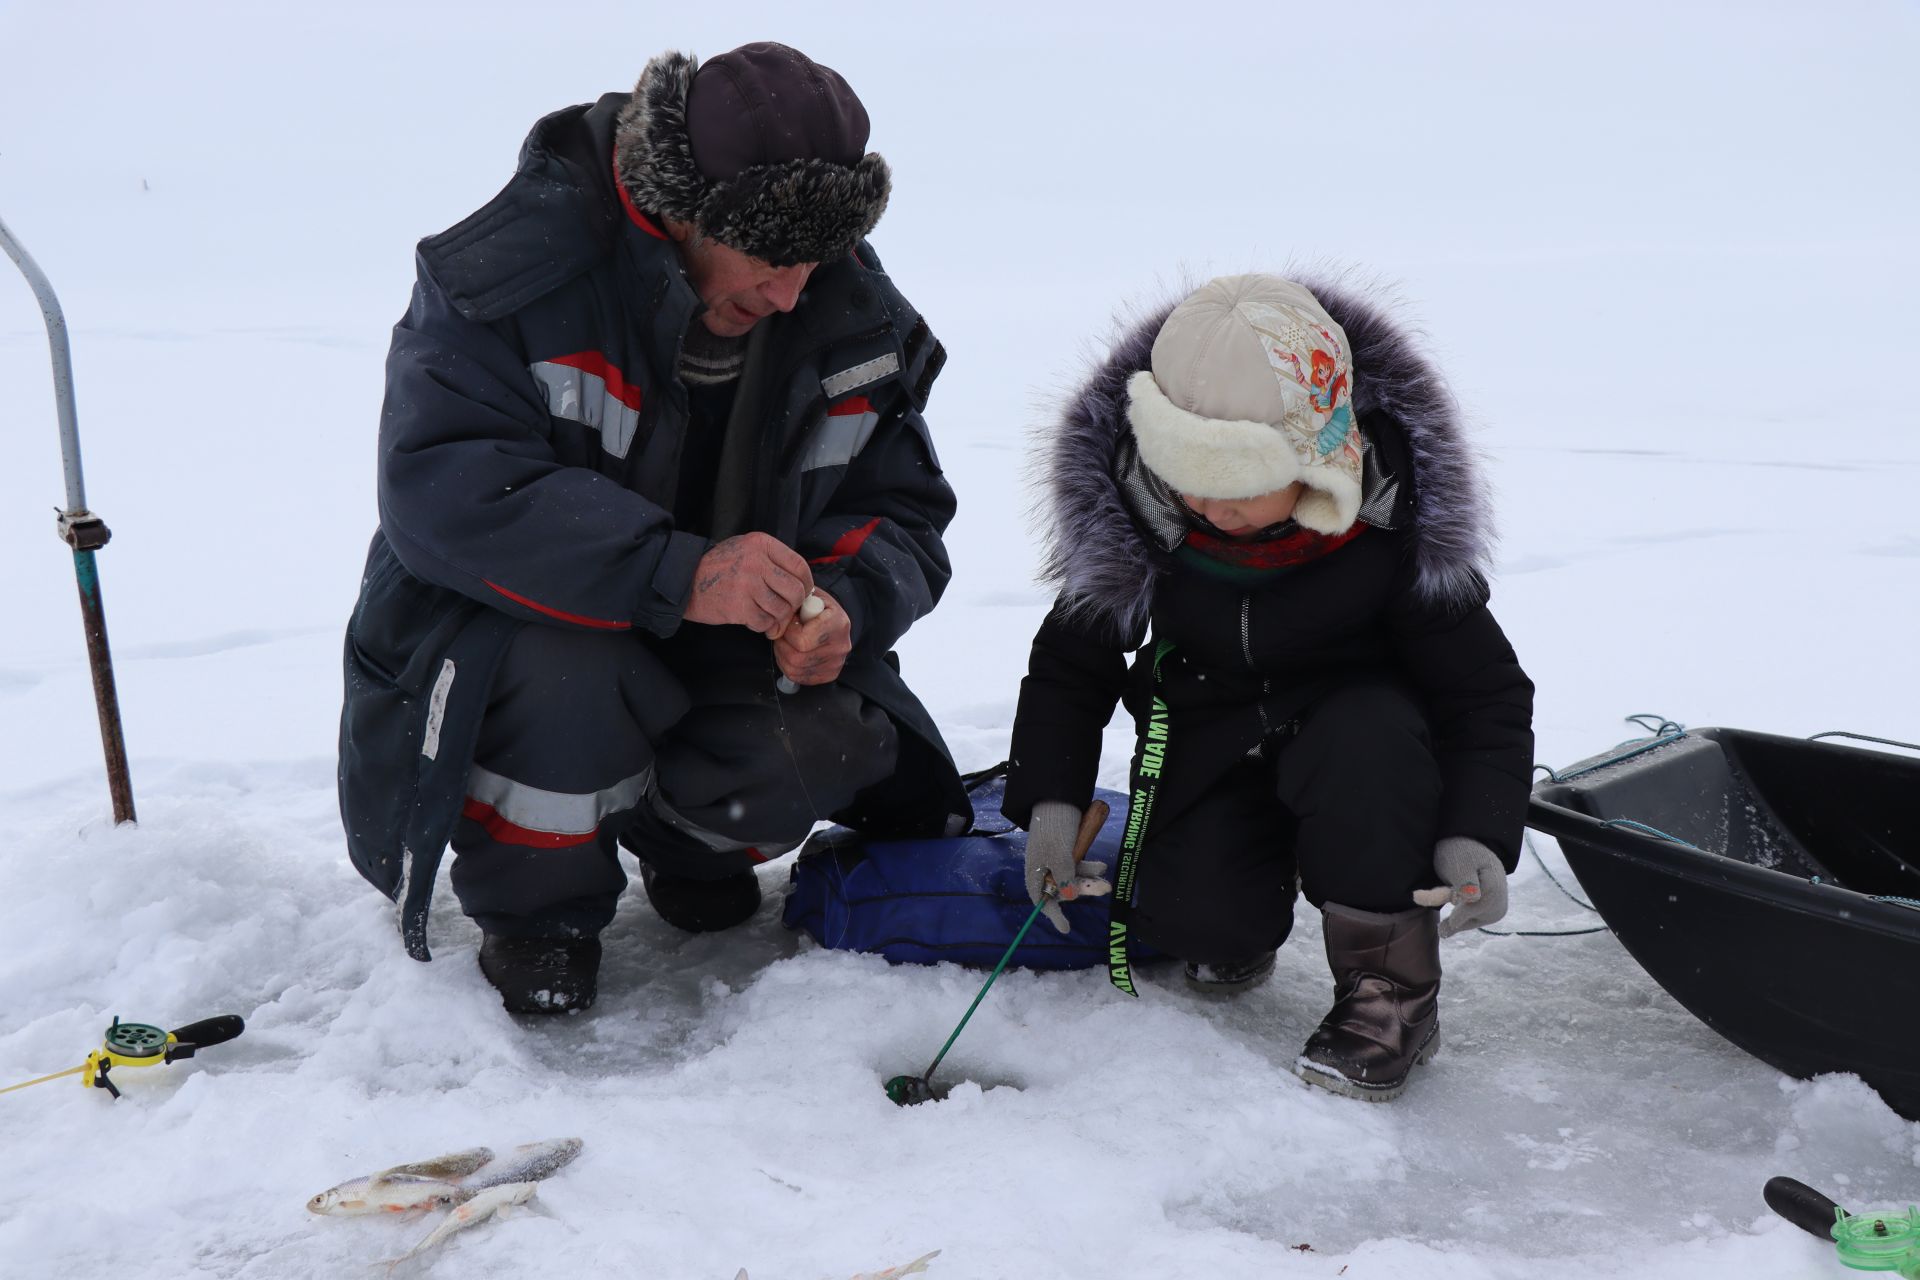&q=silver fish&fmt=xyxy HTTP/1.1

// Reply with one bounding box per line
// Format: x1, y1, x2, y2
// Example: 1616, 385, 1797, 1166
307, 1174, 466, 1217
735, 1250, 941, 1280
465, 1137, 583, 1190
385, 1180, 538, 1267
852, 1253, 941, 1280
307, 1147, 495, 1216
